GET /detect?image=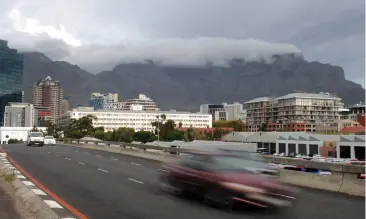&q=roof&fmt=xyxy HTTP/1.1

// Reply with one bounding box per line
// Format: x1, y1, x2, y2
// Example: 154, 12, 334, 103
244, 97, 271, 104
276, 92, 340, 100
72, 108, 211, 116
